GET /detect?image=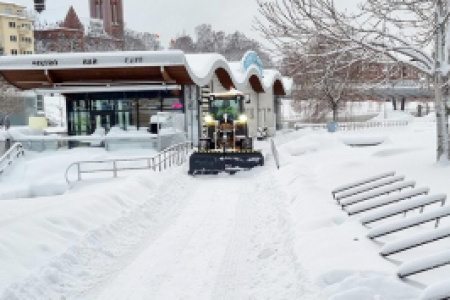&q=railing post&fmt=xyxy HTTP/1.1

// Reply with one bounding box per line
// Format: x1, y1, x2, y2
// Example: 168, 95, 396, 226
159, 154, 162, 171
113, 161, 117, 178
77, 163, 81, 181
